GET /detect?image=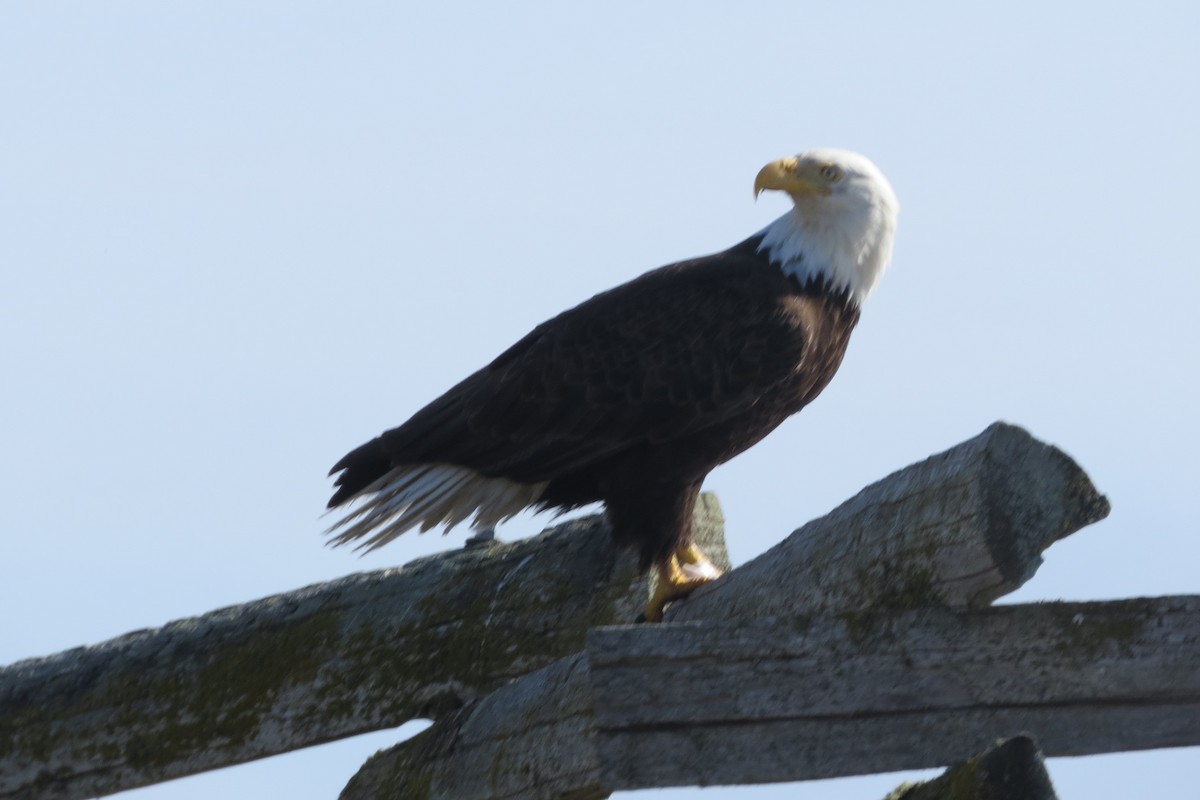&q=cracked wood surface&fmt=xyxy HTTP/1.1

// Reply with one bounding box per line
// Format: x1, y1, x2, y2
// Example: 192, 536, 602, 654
0, 497, 727, 800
